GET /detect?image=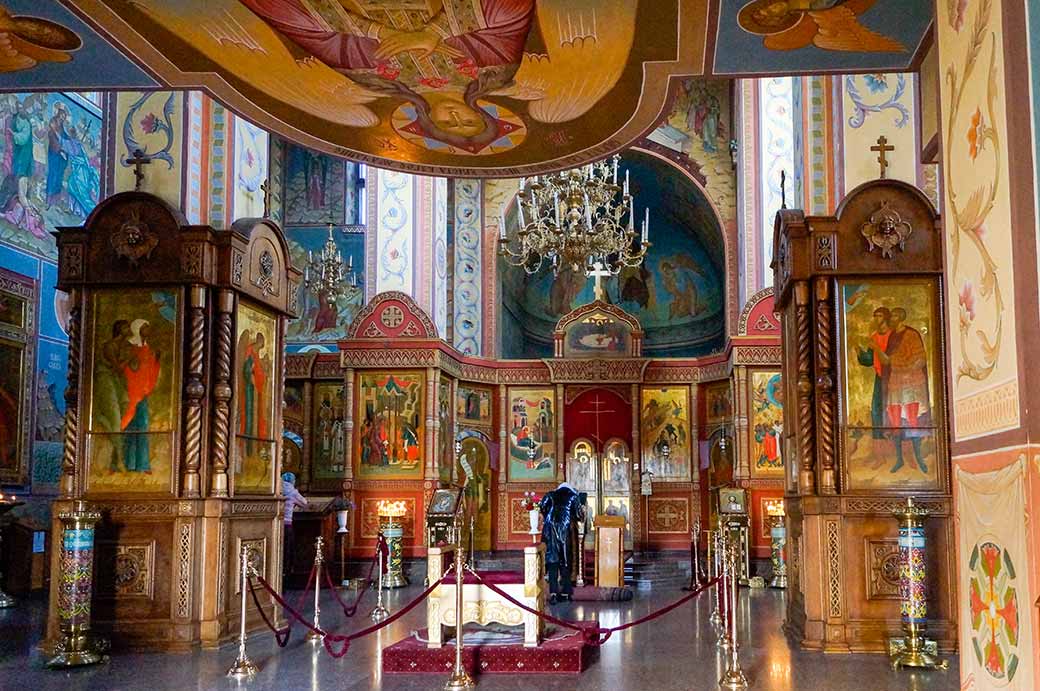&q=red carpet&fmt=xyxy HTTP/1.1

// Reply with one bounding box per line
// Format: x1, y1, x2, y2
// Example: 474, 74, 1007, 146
382, 624, 598, 675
